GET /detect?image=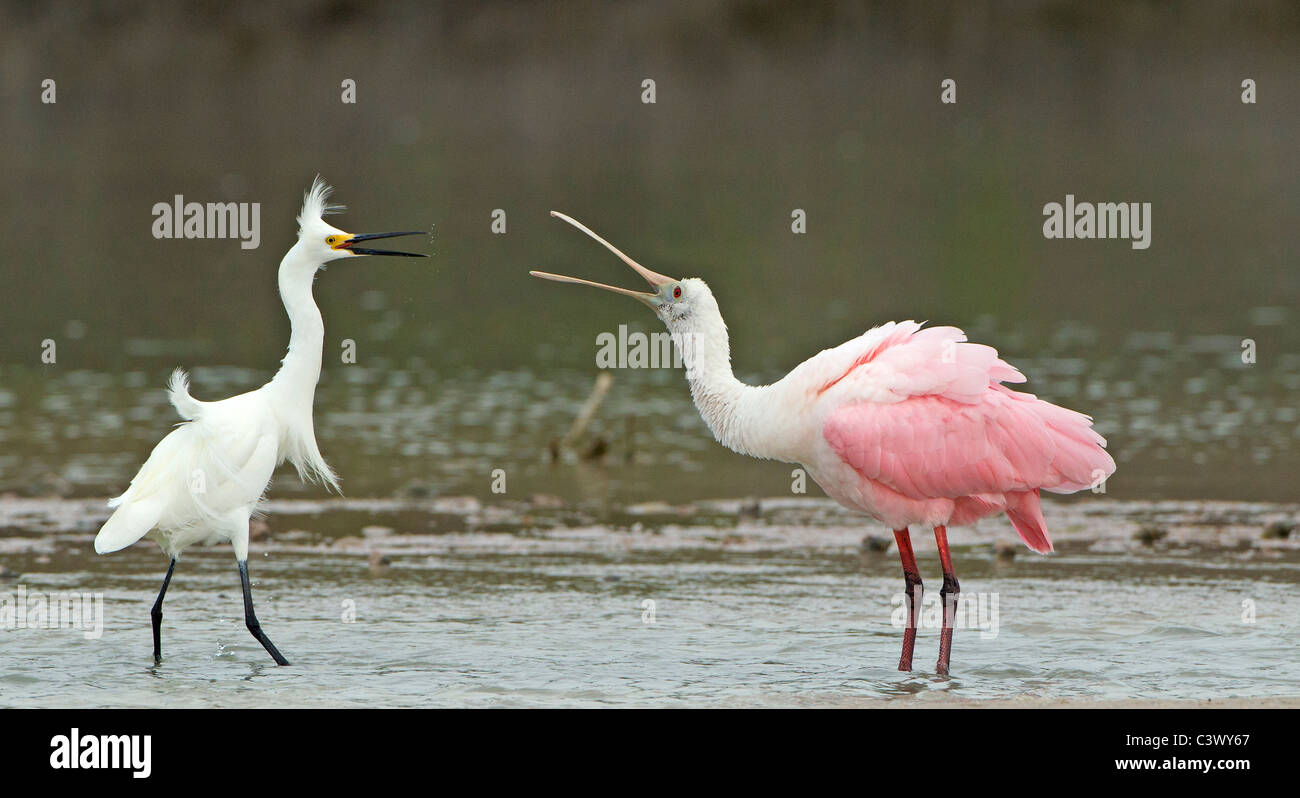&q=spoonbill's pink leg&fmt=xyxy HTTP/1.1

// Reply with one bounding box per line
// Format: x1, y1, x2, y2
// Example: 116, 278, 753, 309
893, 527, 921, 671
934, 525, 960, 675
